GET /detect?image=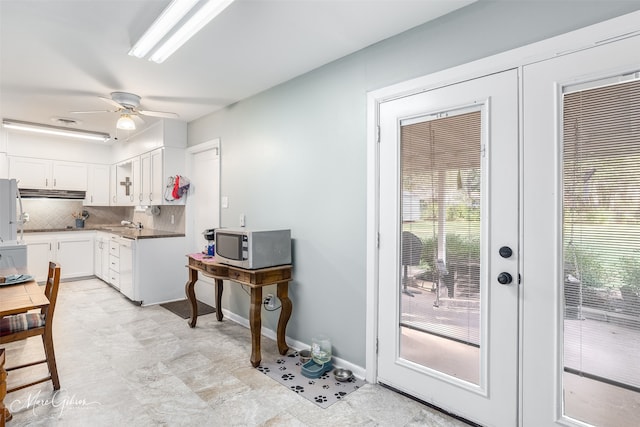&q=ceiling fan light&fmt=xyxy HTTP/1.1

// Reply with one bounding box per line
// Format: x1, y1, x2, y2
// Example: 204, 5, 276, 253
128, 0, 200, 59
117, 114, 136, 130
